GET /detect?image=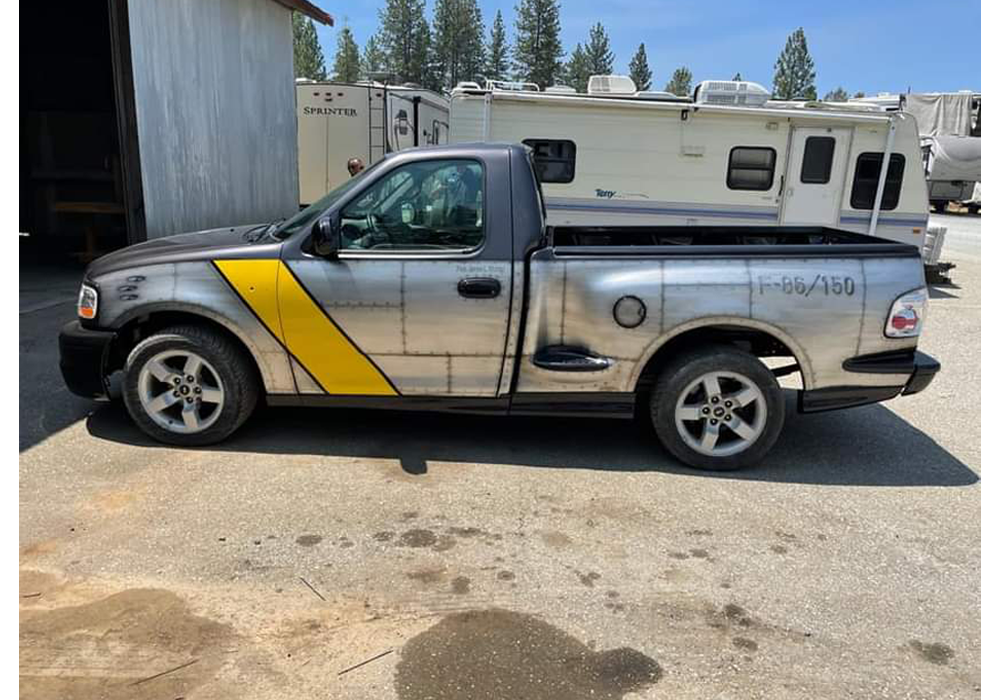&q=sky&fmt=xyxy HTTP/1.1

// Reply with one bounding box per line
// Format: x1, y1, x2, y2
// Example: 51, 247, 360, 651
310, 0, 981, 96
